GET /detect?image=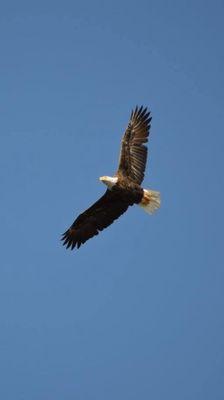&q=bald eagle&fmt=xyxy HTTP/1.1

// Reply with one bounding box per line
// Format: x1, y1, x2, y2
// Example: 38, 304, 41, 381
62, 106, 160, 250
